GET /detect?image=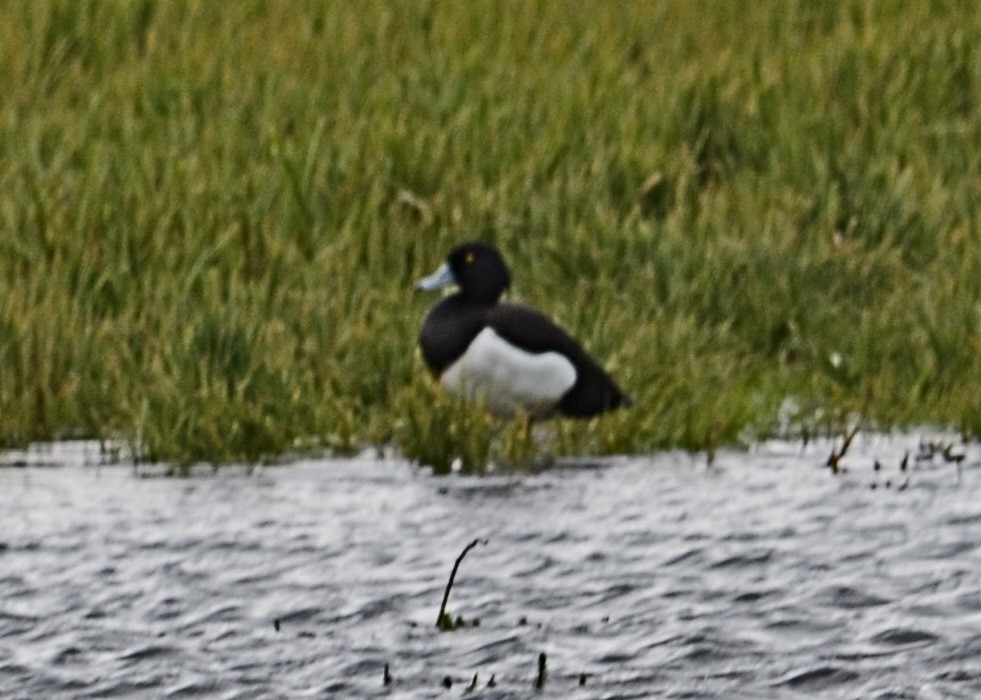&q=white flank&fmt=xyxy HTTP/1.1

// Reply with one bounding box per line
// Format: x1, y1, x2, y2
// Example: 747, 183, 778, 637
441, 327, 577, 418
